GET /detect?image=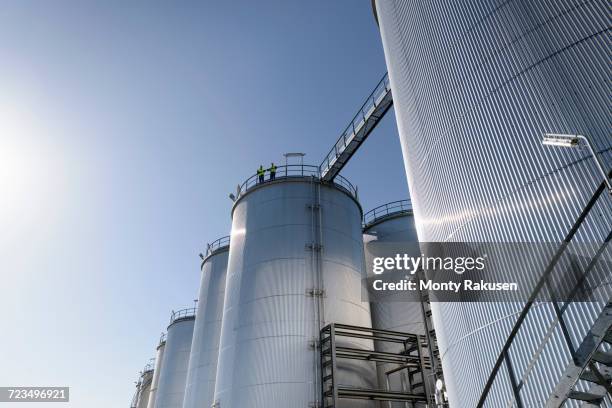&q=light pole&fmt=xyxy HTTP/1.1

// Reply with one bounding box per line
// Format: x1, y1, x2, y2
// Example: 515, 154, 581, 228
542, 133, 611, 195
